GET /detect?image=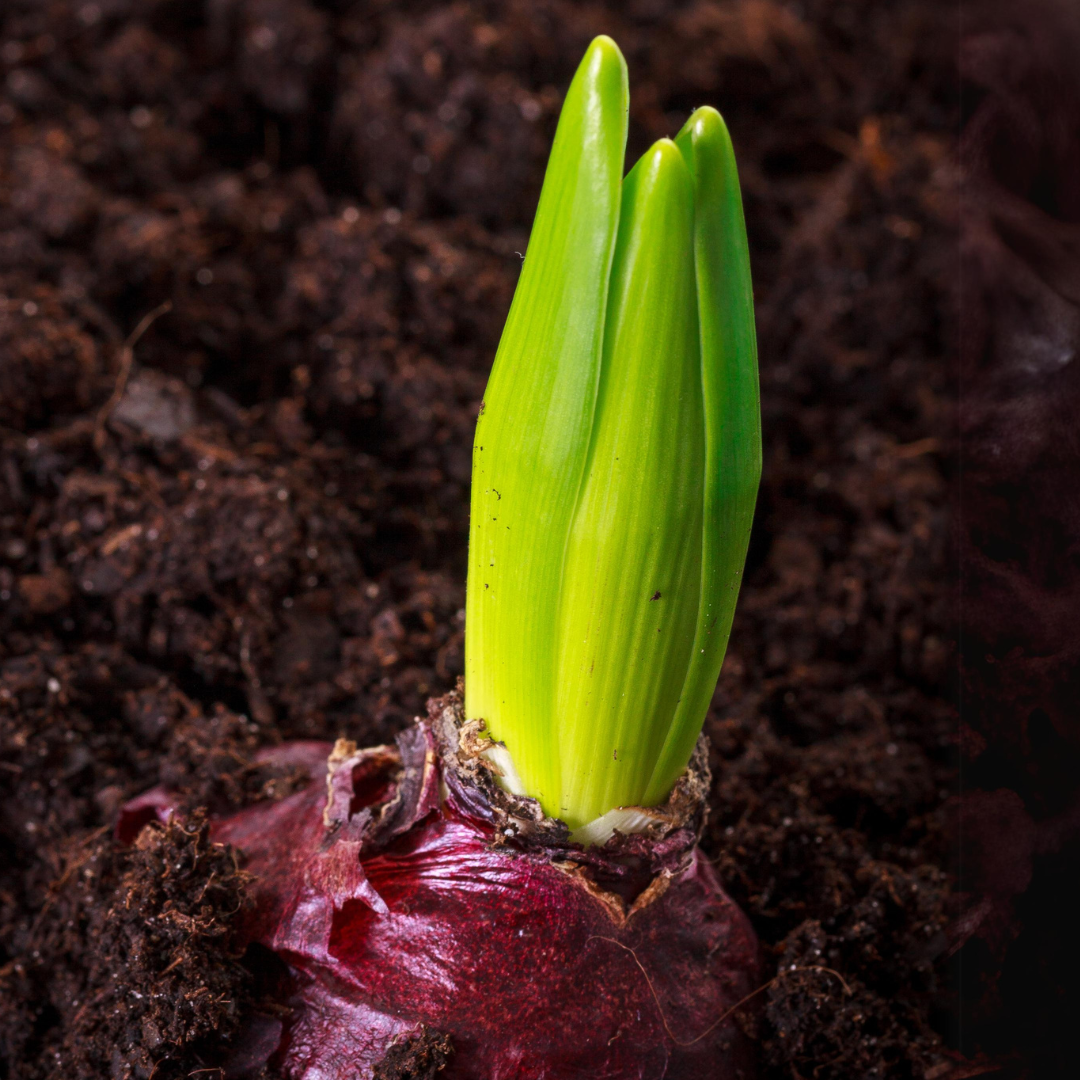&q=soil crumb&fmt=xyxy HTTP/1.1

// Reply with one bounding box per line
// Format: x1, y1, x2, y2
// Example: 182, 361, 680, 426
0, 812, 256, 1080
373, 1028, 454, 1080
